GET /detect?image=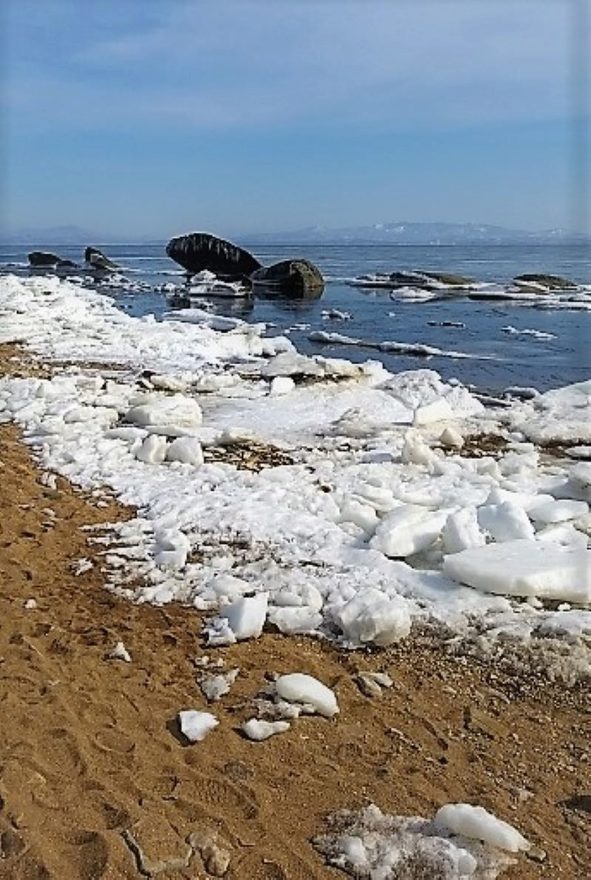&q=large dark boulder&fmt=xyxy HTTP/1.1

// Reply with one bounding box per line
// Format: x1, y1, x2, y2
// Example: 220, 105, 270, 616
513, 273, 578, 291
166, 232, 261, 277
28, 251, 75, 268
251, 259, 324, 298
85, 247, 118, 271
